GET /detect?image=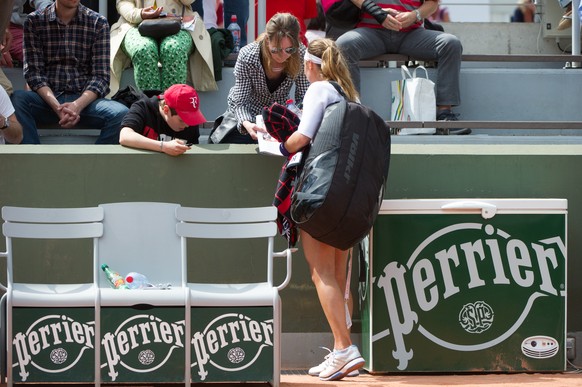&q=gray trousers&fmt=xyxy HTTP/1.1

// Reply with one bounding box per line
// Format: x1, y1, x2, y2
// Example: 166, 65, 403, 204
336, 26, 463, 107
